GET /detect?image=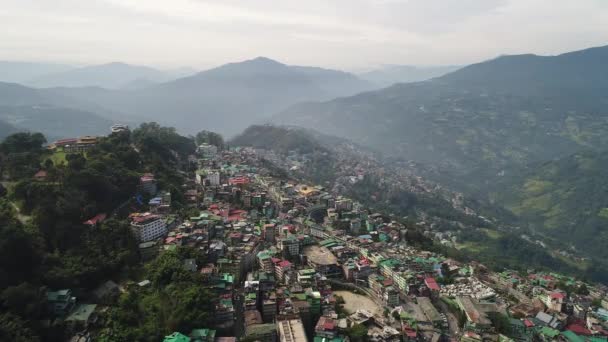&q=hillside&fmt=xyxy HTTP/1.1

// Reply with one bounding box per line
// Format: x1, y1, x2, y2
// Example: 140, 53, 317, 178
231, 125, 329, 155
231, 125, 588, 280
0, 119, 17, 140
0, 82, 120, 140
494, 150, 608, 280
359, 65, 461, 87
0, 105, 113, 141
273, 45, 608, 187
